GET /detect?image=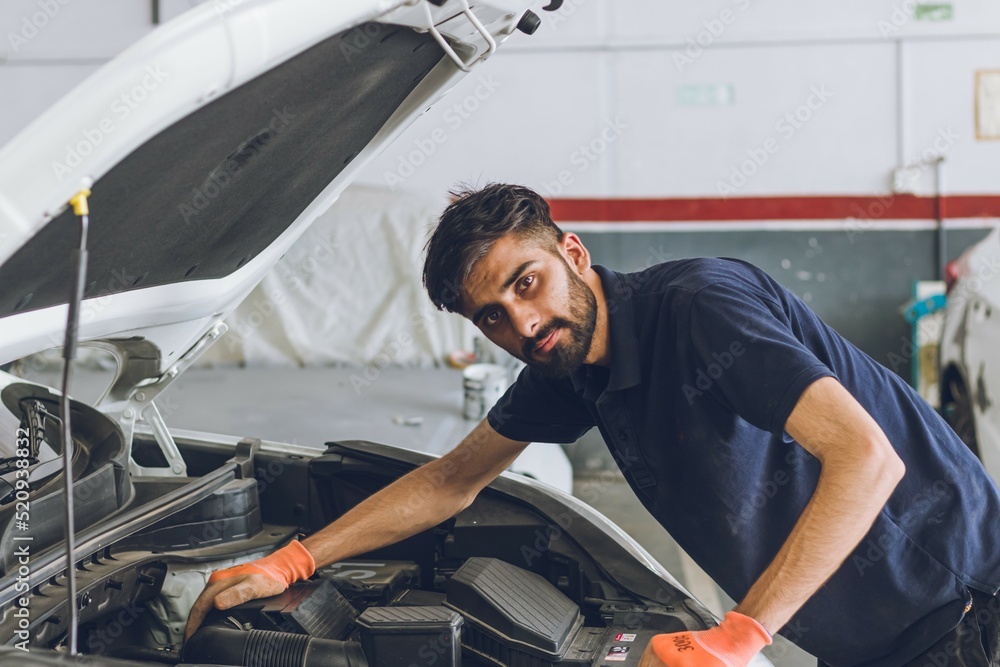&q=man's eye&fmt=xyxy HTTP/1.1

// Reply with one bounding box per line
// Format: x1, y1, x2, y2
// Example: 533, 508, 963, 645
518, 275, 534, 293
485, 311, 501, 326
